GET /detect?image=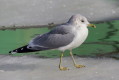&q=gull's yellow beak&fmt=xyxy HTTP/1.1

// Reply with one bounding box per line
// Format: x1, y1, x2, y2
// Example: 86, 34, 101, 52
88, 24, 96, 28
